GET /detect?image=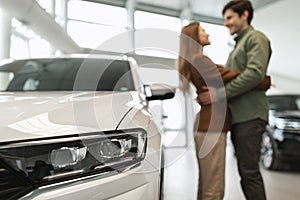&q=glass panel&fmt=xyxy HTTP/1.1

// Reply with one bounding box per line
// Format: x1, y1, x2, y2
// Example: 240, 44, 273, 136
29, 38, 52, 58
12, 18, 35, 39
11, 18, 52, 59
134, 11, 180, 58
10, 36, 29, 59
200, 22, 231, 65
68, 20, 126, 49
68, 0, 127, 27
135, 11, 181, 32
